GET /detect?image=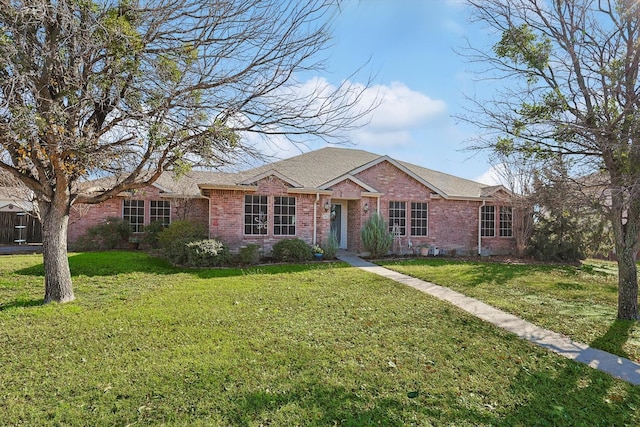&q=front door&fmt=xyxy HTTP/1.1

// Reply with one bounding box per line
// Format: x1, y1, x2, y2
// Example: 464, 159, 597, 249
330, 203, 346, 249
